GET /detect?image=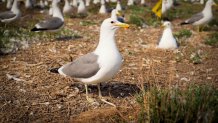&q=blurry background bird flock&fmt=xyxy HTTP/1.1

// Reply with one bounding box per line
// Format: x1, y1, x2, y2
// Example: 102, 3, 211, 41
0, 0, 218, 122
